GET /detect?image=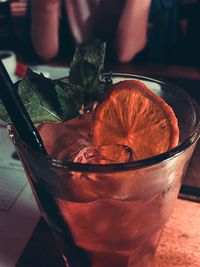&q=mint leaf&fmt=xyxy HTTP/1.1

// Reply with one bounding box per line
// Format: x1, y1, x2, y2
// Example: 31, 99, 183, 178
19, 69, 83, 123
54, 79, 83, 119
0, 40, 111, 124
0, 69, 83, 124
69, 39, 108, 103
